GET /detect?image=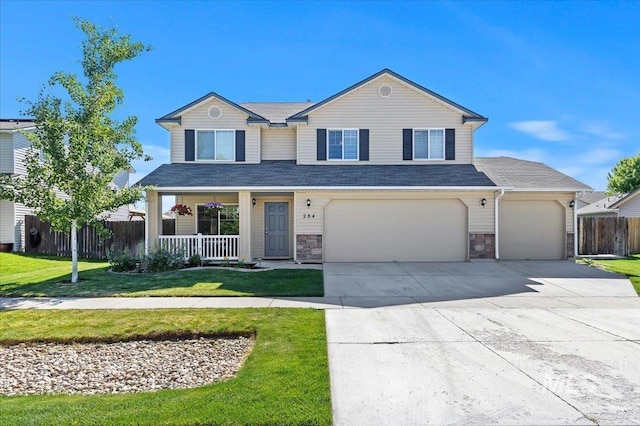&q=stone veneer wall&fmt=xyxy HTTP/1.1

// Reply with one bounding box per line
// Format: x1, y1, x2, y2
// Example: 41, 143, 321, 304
296, 234, 322, 261
566, 232, 575, 259
469, 233, 495, 259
